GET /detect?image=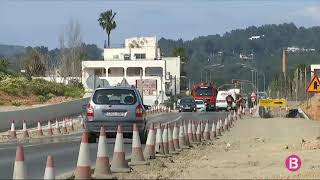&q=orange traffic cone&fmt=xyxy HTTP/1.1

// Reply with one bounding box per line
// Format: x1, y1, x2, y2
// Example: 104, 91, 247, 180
93, 127, 115, 179
196, 122, 202, 142
44, 155, 54, 179
224, 118, 228, 131
183, 121, 190, 147
22, 120, 29, 138
74, 131, 91, 179
10, 120, 17, 139
37, 121, 43, 136
55, 119, 61, 134
168, 124, 178, 154
200, 121, 204, 139
61, 119, 67, 134
47, 120, 53, 136
155, 123, 165, 156
192, 121, 196, 141
179, 122, 189, 149
187, 120, 194, 143
81, 119, 85, 129
162, 124, 169, 154
69, 118, 74, 132
173, 123, 181, 151
111, 125, 130, 173
13, 145, 27, 179
210, 120, 216, 139
216, 120, 222, 136
144, 123, 156, 160
129, 124, 149, 166
203, 120, 210, 141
